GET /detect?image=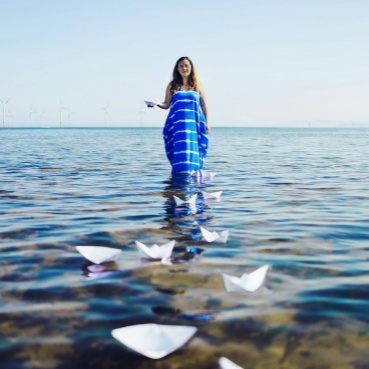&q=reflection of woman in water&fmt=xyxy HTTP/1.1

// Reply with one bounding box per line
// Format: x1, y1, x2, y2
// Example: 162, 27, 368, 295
150, 56, 210, 175
161, 176, 214, 241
